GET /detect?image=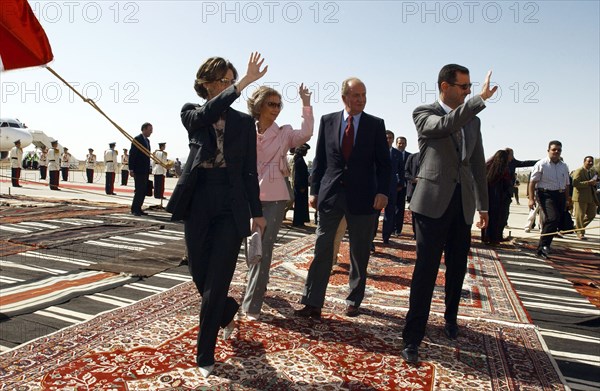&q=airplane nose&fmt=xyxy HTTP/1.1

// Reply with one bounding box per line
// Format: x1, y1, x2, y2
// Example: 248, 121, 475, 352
0, 127, 33, 150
